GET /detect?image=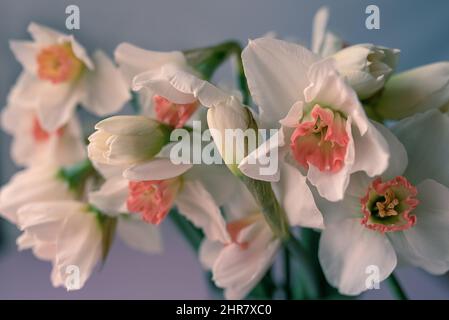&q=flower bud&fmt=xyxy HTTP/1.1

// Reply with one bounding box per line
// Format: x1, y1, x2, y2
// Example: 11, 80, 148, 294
207, 97, 290, 239
332, 44, 399, 99
88, 116, 171, 165
206, 96, 258, 176
375, 62, 449, 120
